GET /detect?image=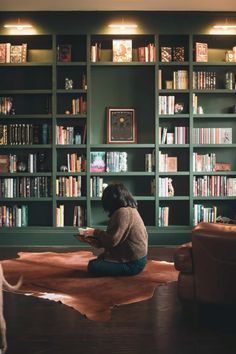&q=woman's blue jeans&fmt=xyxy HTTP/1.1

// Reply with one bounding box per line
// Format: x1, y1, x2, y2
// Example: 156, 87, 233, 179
87, 255, 147, 277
